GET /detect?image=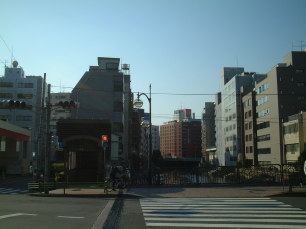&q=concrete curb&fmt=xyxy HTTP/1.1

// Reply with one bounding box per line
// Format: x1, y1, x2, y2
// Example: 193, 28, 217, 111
91, 199, 115, 229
